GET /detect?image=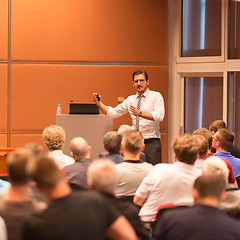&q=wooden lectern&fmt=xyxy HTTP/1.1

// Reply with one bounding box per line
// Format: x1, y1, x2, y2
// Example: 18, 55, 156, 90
56, 114, 113, 159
